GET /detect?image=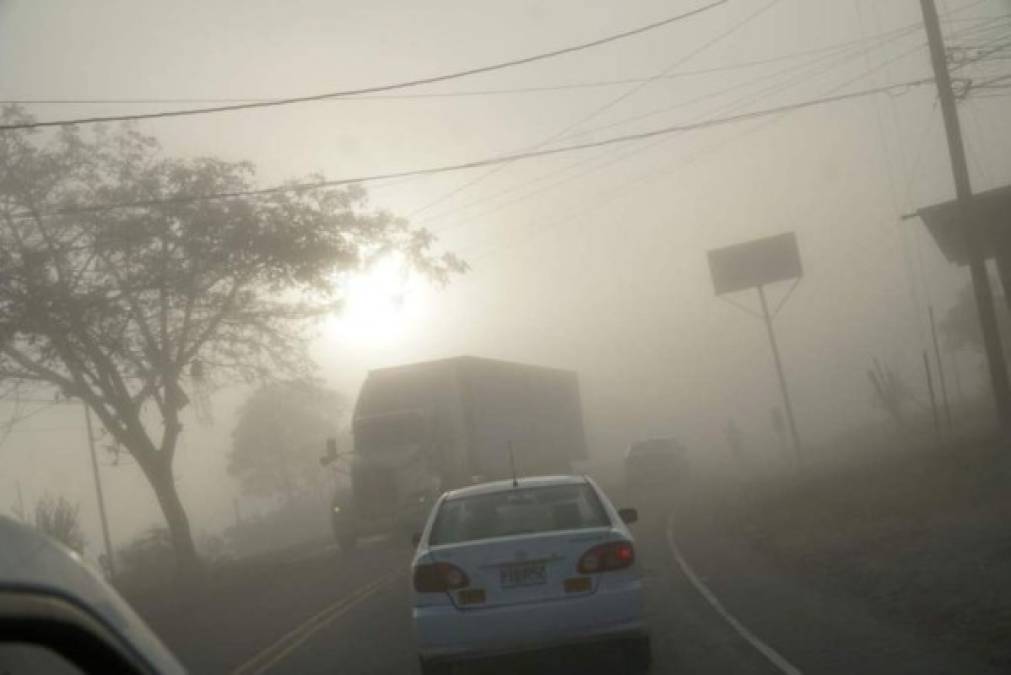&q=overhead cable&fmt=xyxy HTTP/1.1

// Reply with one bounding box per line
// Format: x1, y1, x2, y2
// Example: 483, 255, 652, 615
406, 0, 778, 218
421, 23, 925, 231
7, 14, 1004, 107
416, 10, 1000, 232
27, 77, 934, 219
0, 0, 727, 131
